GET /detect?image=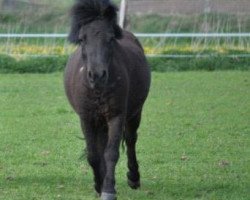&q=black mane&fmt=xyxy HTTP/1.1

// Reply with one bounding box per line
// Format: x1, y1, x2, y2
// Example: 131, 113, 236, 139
68, 0, 119, 44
